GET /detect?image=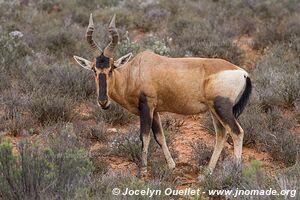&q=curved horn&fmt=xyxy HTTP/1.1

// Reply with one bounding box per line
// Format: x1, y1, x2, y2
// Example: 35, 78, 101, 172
104, 14, 119, 58
86, 13, 102, 55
